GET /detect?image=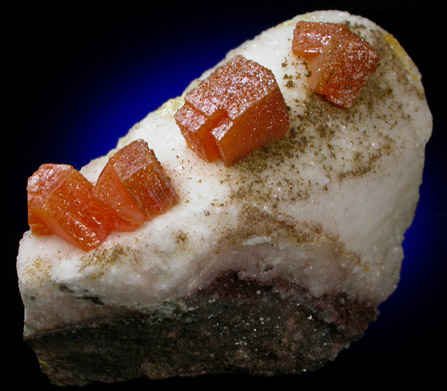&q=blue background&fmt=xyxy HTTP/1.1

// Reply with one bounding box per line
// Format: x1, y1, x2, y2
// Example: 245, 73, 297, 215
4, 1, 446, 388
